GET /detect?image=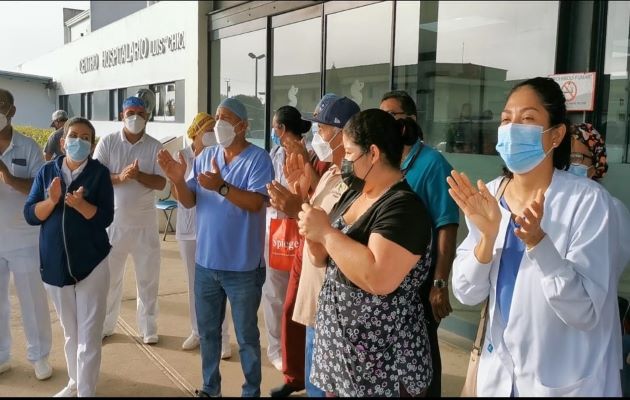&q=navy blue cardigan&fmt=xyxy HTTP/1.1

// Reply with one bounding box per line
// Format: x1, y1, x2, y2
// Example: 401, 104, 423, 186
24, 156, 114, 287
